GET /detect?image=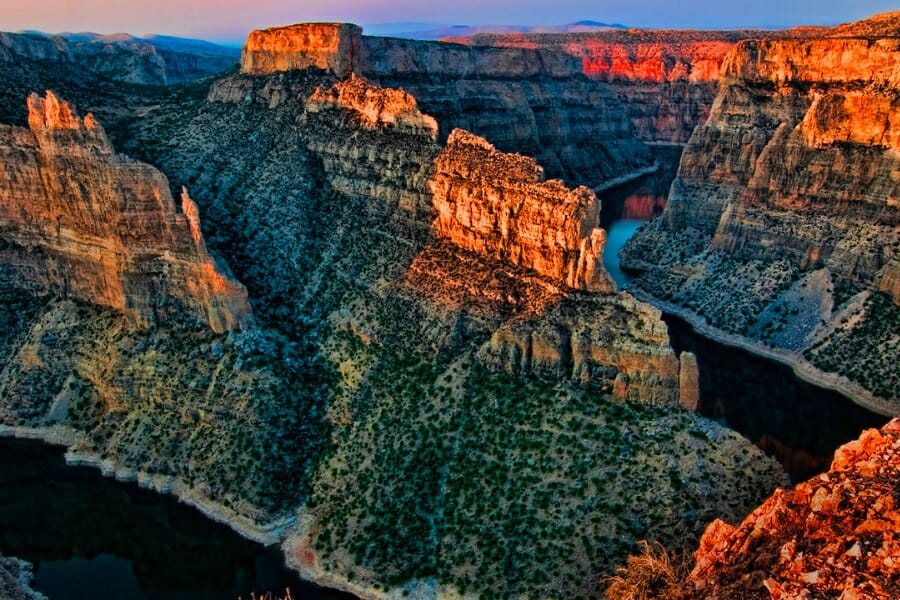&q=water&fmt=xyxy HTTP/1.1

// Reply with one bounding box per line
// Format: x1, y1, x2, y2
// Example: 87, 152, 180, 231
599, 145, 888, 482
0, 438, 354, 600
599, 146, 681, 288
